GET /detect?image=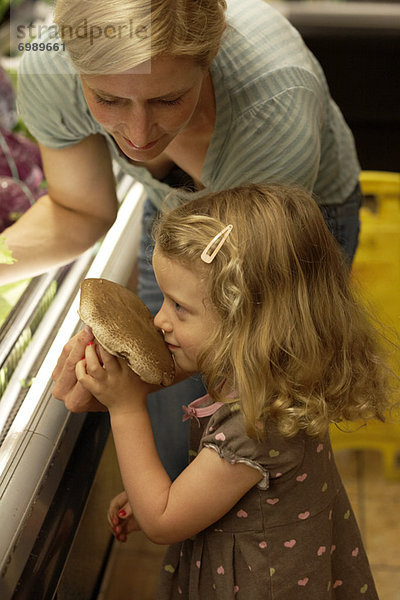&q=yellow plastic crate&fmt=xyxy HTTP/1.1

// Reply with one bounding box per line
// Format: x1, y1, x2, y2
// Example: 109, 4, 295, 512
330, 171, 400, 479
